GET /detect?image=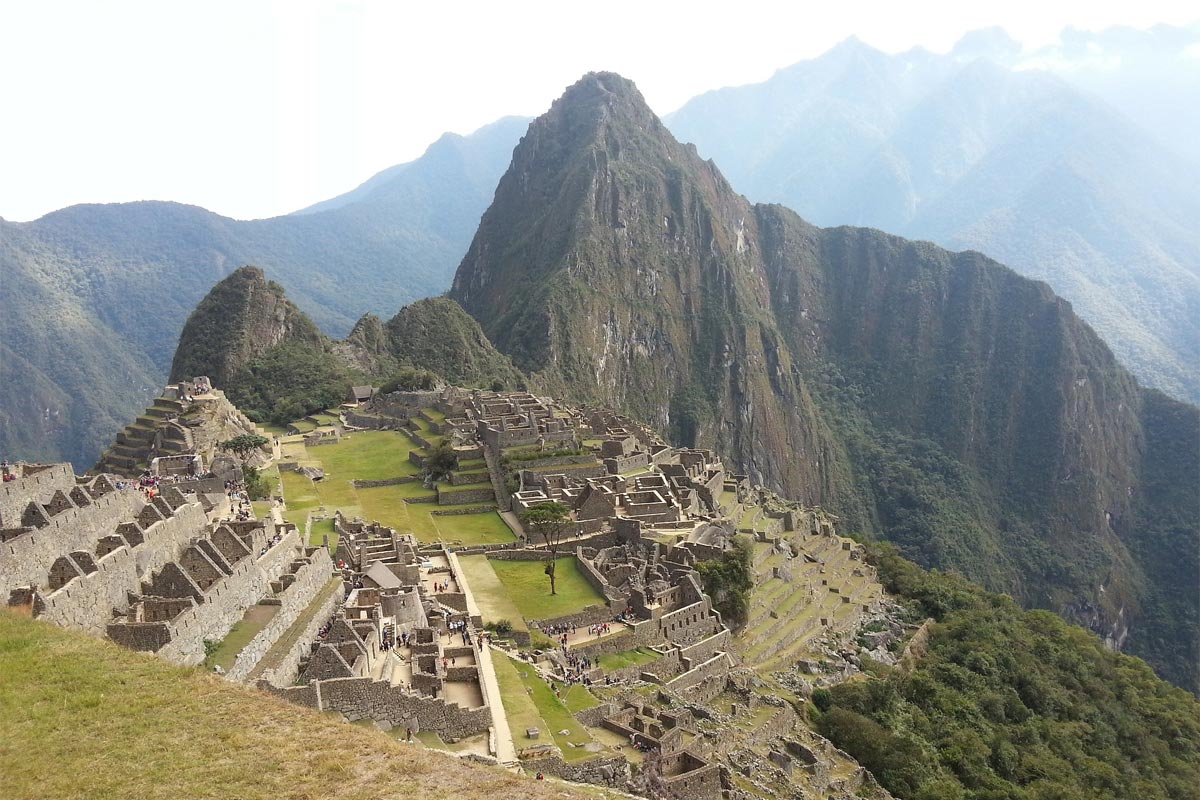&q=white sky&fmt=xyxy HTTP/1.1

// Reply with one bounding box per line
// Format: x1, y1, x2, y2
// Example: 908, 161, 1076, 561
0, 0, 1194, 222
